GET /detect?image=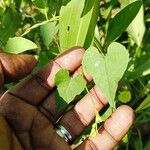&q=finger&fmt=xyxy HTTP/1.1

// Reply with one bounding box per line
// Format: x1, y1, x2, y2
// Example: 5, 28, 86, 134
75, 105, 135, 150
0, 52, 36, 85
39, 66, 93, 122
8, 47, 85, 105
56, 86, 107, 141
